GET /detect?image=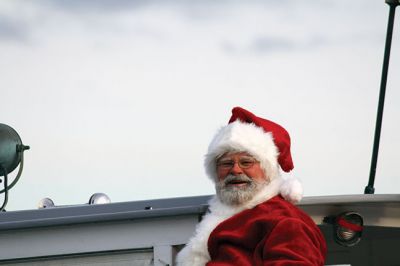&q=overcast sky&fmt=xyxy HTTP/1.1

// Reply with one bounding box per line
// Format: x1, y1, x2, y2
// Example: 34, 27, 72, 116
1, 0, 399, 211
